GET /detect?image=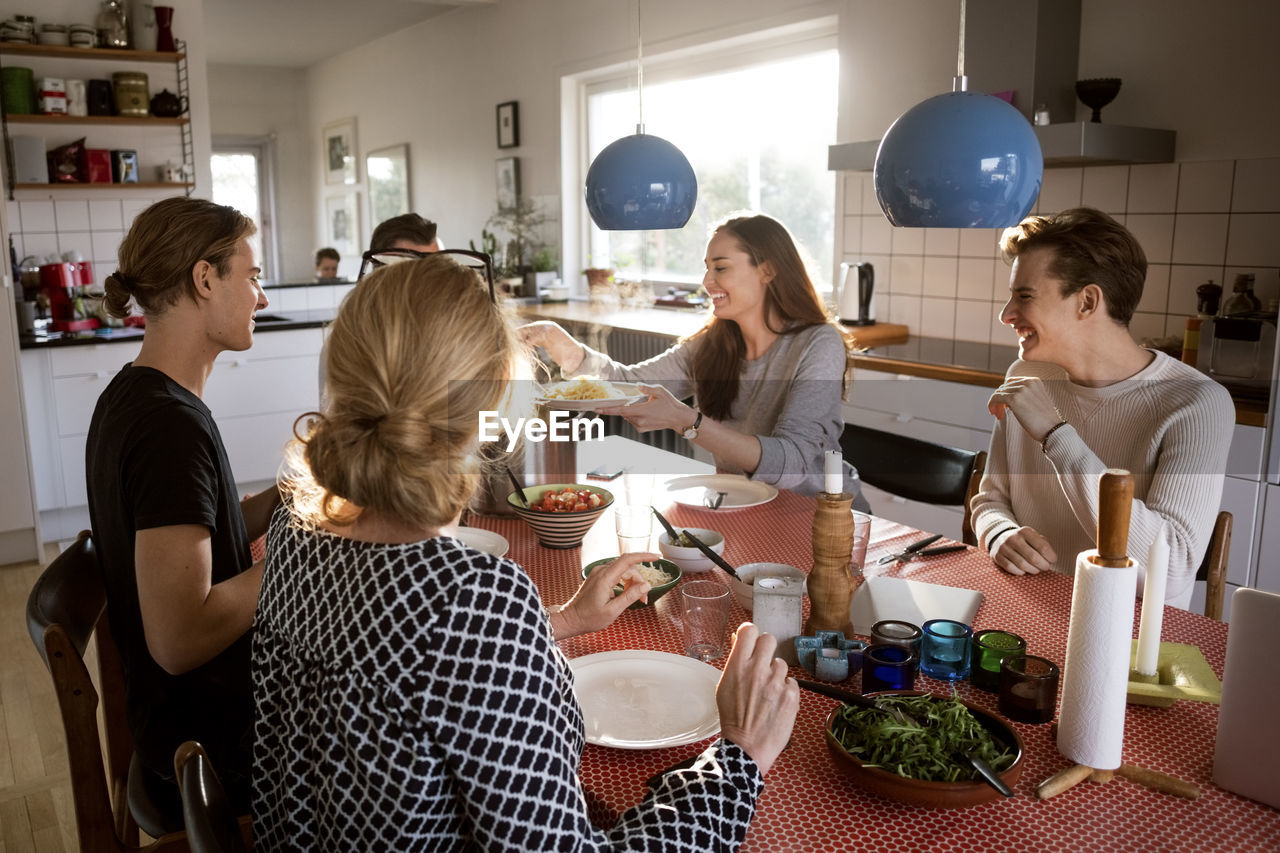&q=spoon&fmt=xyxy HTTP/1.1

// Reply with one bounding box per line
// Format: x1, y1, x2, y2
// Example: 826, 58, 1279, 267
505, 464, 529, 508
680, 528, 739, 581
